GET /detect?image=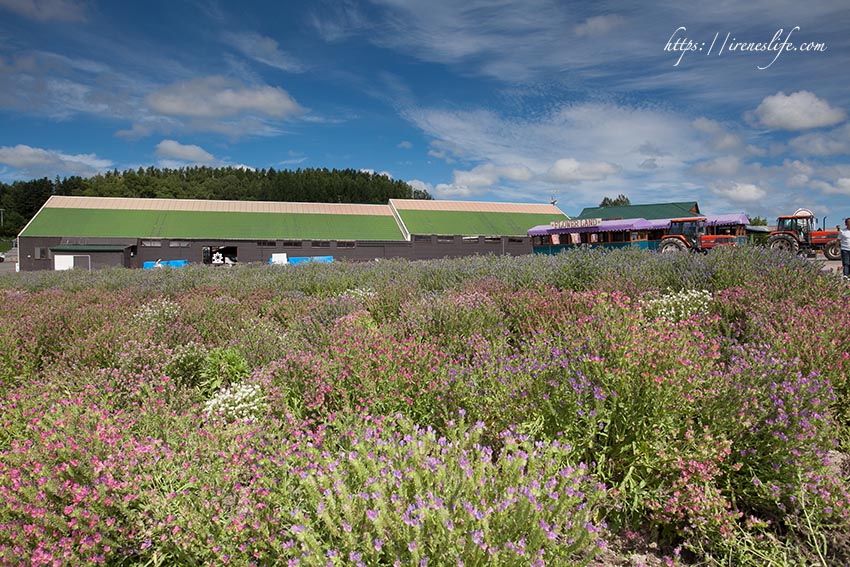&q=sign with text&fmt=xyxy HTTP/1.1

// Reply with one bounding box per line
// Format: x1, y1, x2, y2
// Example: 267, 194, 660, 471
550, 218, 602, 229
